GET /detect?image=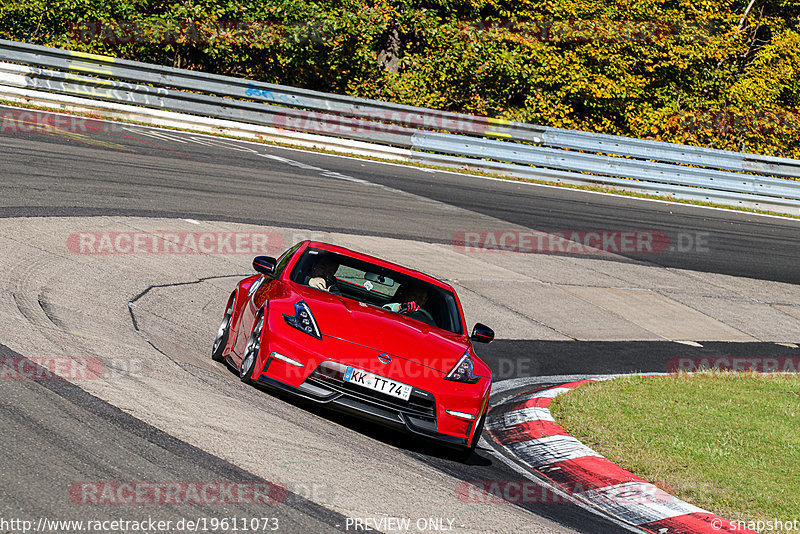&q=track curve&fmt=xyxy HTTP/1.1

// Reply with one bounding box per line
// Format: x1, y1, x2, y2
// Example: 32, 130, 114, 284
1, 106, 799, 533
